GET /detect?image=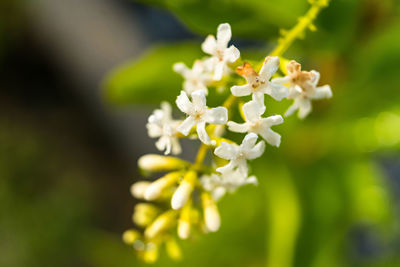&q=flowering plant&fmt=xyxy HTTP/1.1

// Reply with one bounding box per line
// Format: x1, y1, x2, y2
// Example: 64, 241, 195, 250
122, 0, 332, 262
